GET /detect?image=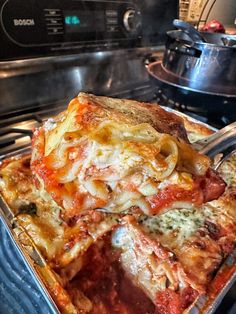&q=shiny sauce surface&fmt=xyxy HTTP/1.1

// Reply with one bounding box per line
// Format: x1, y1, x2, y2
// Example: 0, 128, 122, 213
67, 237, 155, 314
